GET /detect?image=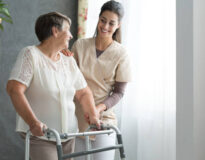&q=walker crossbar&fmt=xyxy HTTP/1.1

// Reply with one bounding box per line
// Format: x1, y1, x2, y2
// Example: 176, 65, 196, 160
62, 144, 123, 159
58, 129, 114, 139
